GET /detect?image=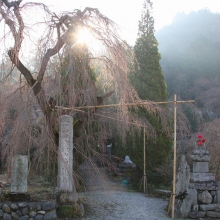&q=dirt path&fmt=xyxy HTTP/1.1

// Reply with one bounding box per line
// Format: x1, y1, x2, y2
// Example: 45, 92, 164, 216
78, 191, 169, 220
71, 184, 171, 220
